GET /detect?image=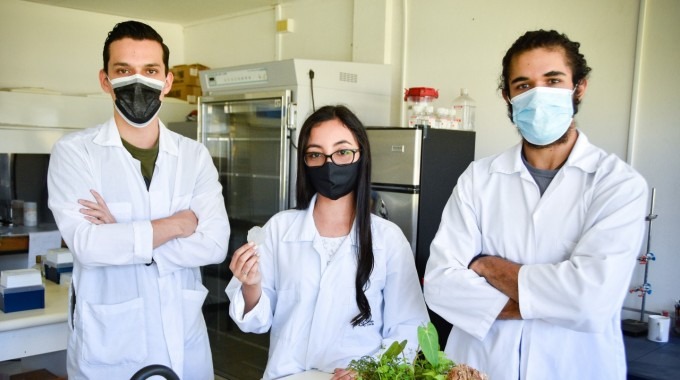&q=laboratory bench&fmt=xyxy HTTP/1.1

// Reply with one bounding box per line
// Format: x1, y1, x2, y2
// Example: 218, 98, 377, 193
1, 223, 69, 363
0, 279, 69, 361
0, 224, 61, 253
625, 331, 680, 379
